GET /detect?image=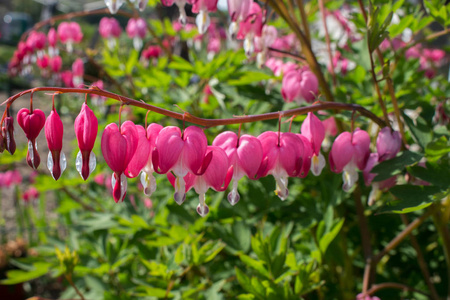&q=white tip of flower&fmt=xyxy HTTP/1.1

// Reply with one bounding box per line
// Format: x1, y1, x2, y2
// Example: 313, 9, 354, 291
196, 10, 210, 35
228, 22, 238, 39
47, 151, 67, 180
105, 0, 124, 14
66, 42, 73, 54
244, 35, 254, 57
111, 172, 127, 202
174, 192, 186, 205
75, 151, 96, 179
140, 171, 157, 196
227, 188, 240, 206
311, 153, 326, 176
133, 37, 143, 51
275, 176, 289, 201
342, 166, 358, 192
196, 203, 210, 217
368, 183, 381, 206
28, 140, 37, 169
256, 52, 266, 69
